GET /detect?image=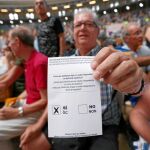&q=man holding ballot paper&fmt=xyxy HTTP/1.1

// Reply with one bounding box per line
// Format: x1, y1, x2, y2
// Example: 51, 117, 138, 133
20, 8, 145, 150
